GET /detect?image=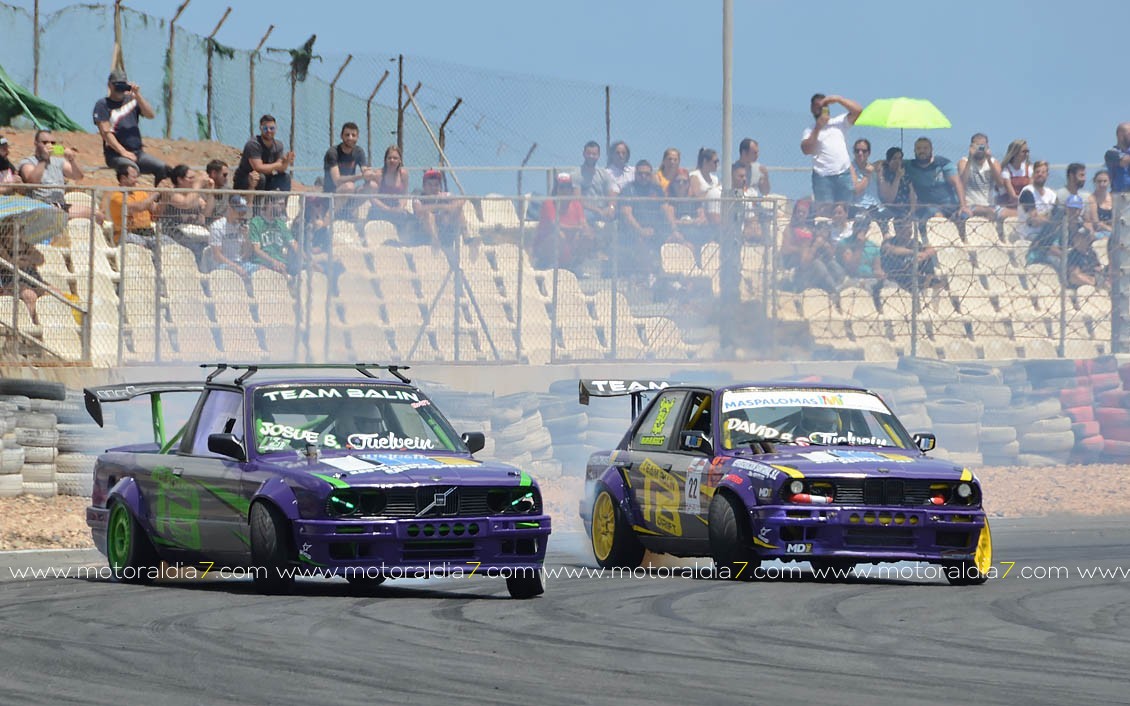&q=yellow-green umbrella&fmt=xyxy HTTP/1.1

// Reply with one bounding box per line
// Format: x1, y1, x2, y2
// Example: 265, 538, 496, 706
855, 97, 951, 149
